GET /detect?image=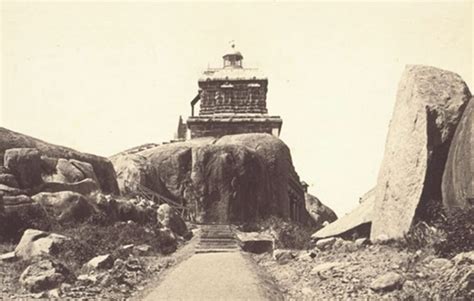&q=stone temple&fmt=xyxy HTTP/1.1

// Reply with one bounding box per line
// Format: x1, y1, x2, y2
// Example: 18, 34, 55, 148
172, 46, 309, 224
182, 45, 283, 139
